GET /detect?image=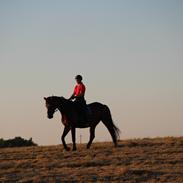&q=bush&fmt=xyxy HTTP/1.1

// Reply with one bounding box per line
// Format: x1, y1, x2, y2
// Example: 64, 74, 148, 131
0, 137, 37, 148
